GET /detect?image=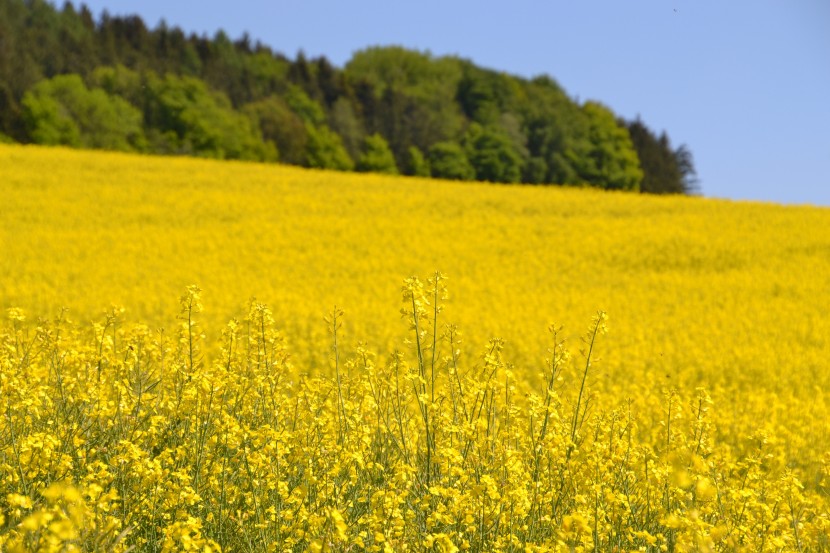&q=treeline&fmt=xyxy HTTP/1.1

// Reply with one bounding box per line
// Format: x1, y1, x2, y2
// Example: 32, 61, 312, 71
0, 0, 698, 193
